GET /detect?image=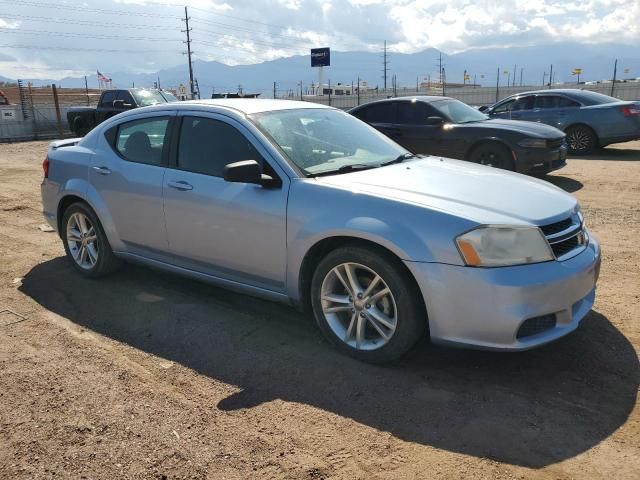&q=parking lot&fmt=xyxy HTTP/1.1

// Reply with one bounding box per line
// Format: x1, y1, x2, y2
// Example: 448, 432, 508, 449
0, 140, 638, 479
